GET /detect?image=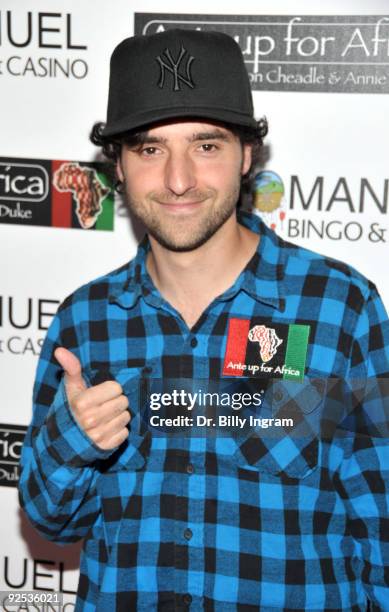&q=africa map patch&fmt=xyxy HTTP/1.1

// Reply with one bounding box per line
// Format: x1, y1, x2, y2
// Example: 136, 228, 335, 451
223, 318, 310, 382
